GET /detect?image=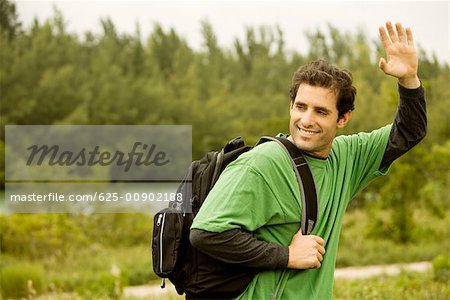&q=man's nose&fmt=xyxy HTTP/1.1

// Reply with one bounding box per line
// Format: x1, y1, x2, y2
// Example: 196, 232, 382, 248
300, 110, 314, 127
